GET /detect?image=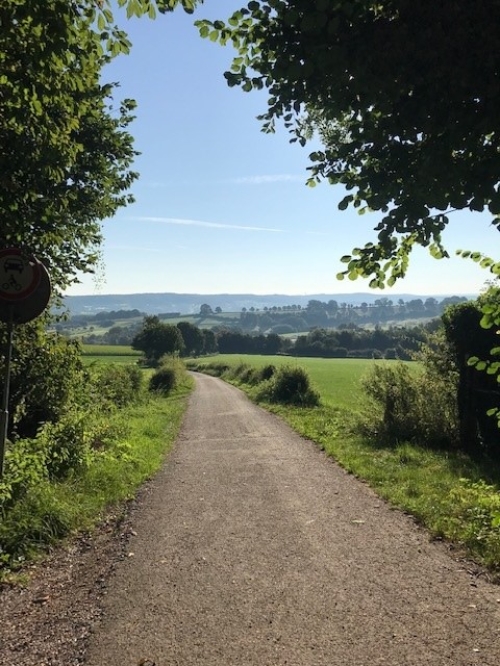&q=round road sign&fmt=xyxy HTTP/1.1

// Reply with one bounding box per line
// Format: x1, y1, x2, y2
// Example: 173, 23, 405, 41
0, 248, 41, 302
0, 258, 51, 324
